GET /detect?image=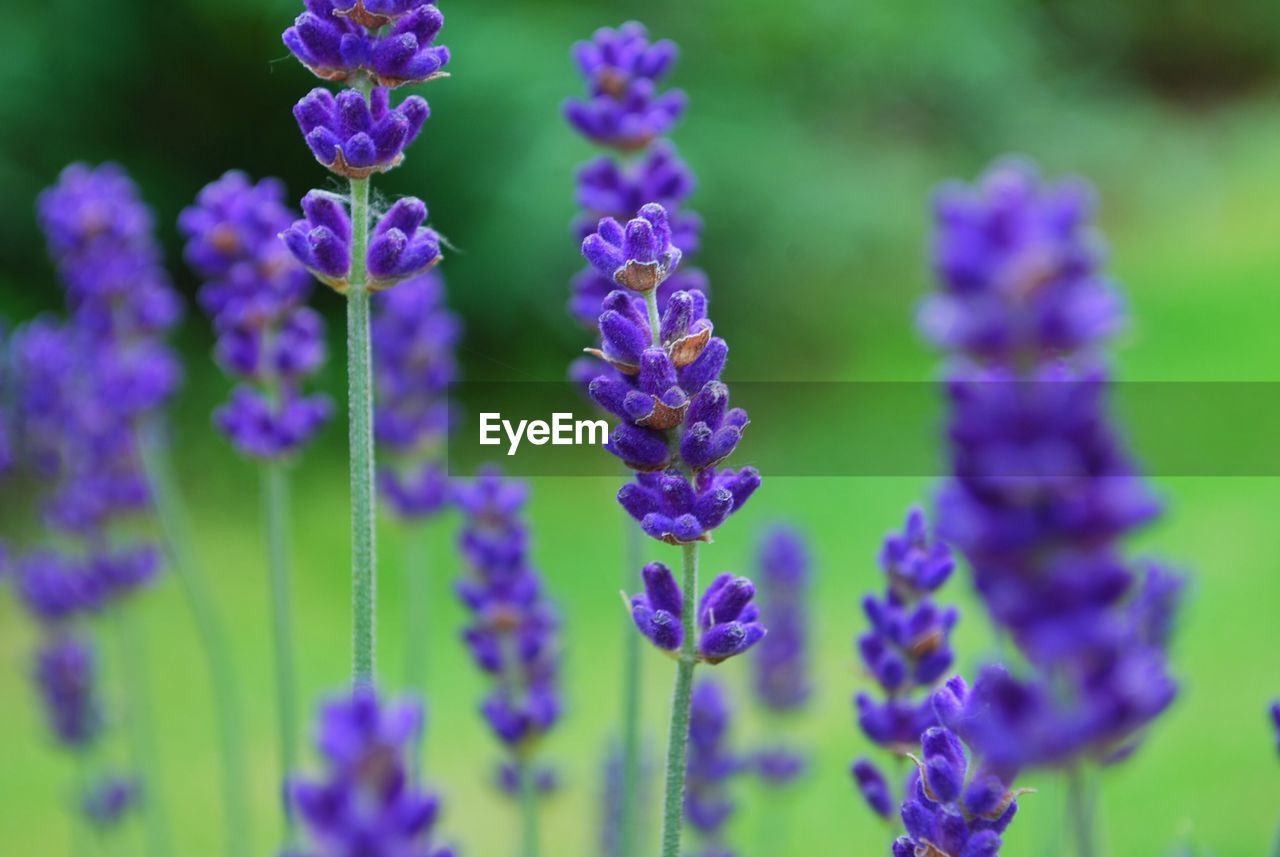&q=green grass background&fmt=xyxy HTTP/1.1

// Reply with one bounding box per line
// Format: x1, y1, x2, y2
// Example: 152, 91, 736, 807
3, 0, 1280, 854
